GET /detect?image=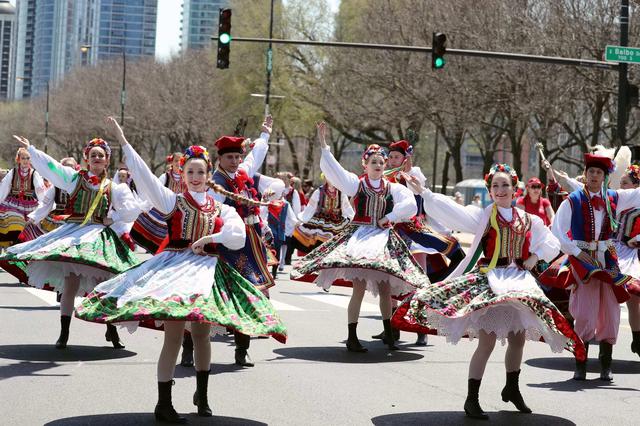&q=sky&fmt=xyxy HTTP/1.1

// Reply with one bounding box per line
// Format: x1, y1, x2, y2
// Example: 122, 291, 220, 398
8, 0, 341, 61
